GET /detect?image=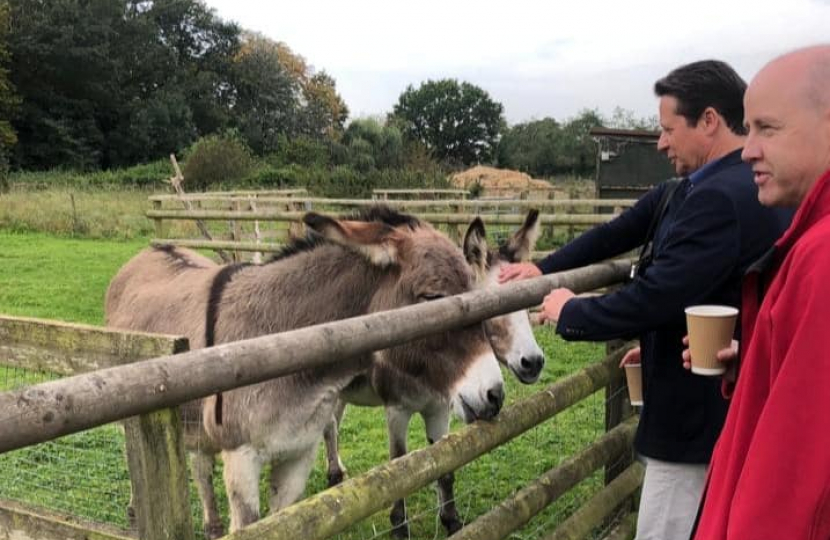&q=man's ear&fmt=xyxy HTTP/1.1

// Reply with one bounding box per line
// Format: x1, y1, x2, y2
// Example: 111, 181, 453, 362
700, 107, 721, 135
